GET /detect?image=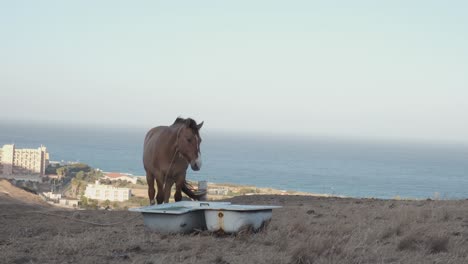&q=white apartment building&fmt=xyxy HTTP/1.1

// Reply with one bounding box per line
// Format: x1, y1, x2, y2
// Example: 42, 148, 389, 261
0, 144, 49, 176
84, 181, 131, 202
